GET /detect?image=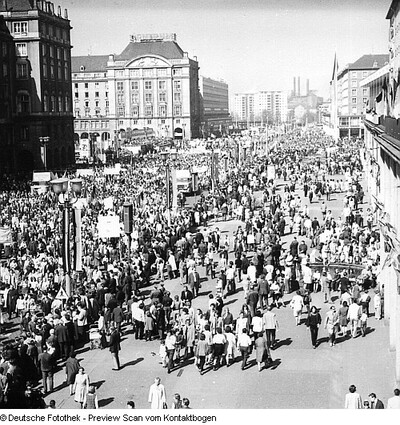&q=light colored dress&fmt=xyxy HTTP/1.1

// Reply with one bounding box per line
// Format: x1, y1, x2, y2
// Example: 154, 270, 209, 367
74, 373, 90, 403
148, 383, 167, 409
